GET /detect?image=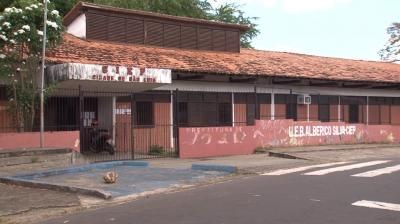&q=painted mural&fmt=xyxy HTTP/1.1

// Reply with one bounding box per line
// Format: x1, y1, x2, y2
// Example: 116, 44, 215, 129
179, 120, 400, 158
